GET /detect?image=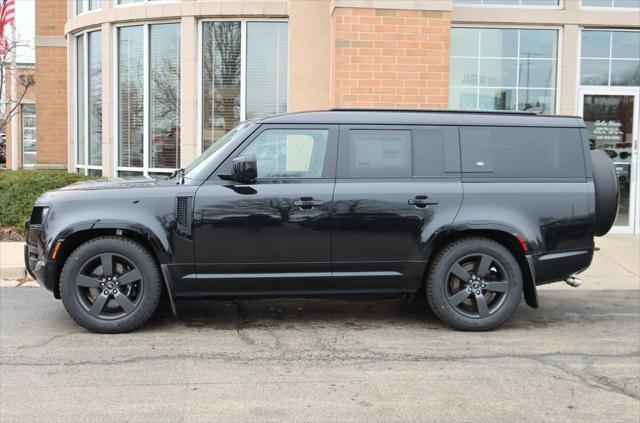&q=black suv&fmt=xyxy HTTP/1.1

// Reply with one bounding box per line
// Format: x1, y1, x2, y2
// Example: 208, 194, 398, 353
25, 110, 618, 333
